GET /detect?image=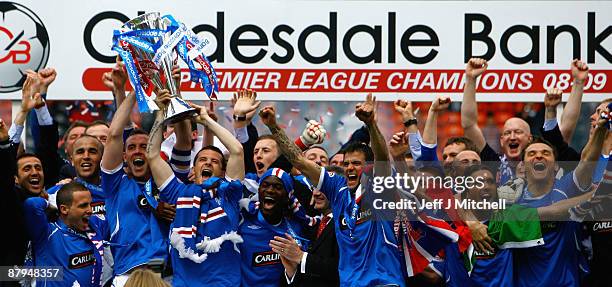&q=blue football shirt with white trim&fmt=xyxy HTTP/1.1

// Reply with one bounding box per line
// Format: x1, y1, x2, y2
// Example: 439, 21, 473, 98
315, 167, 405, 287
101, 164, 167, 275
